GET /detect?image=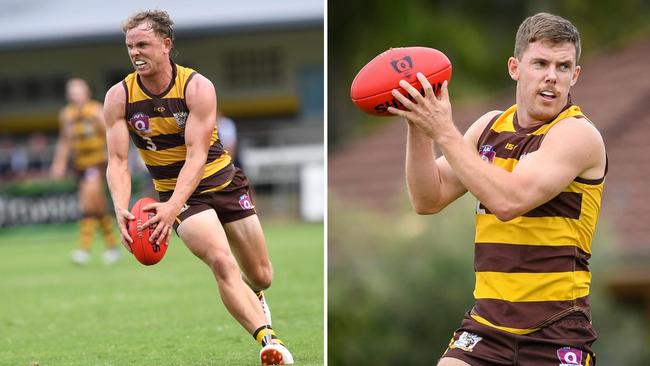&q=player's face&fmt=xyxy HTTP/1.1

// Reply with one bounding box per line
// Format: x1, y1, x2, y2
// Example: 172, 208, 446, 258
125, 23, 172, 78
66, 79, 90, 106
508, 40, 581, 123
